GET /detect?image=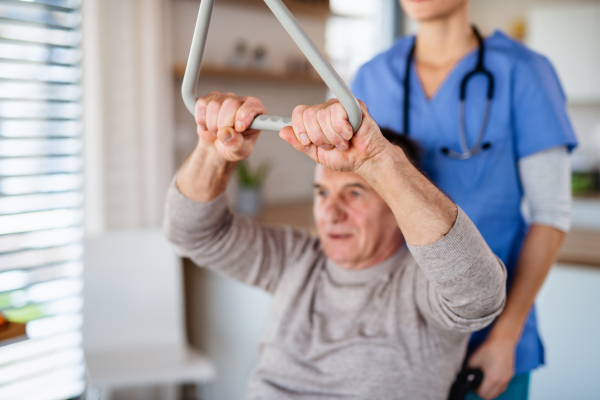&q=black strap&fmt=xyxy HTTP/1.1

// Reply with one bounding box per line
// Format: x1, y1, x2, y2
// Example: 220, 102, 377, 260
459, 25, 495, 101
472, 25, 485, 71
448, 368, 484, 400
